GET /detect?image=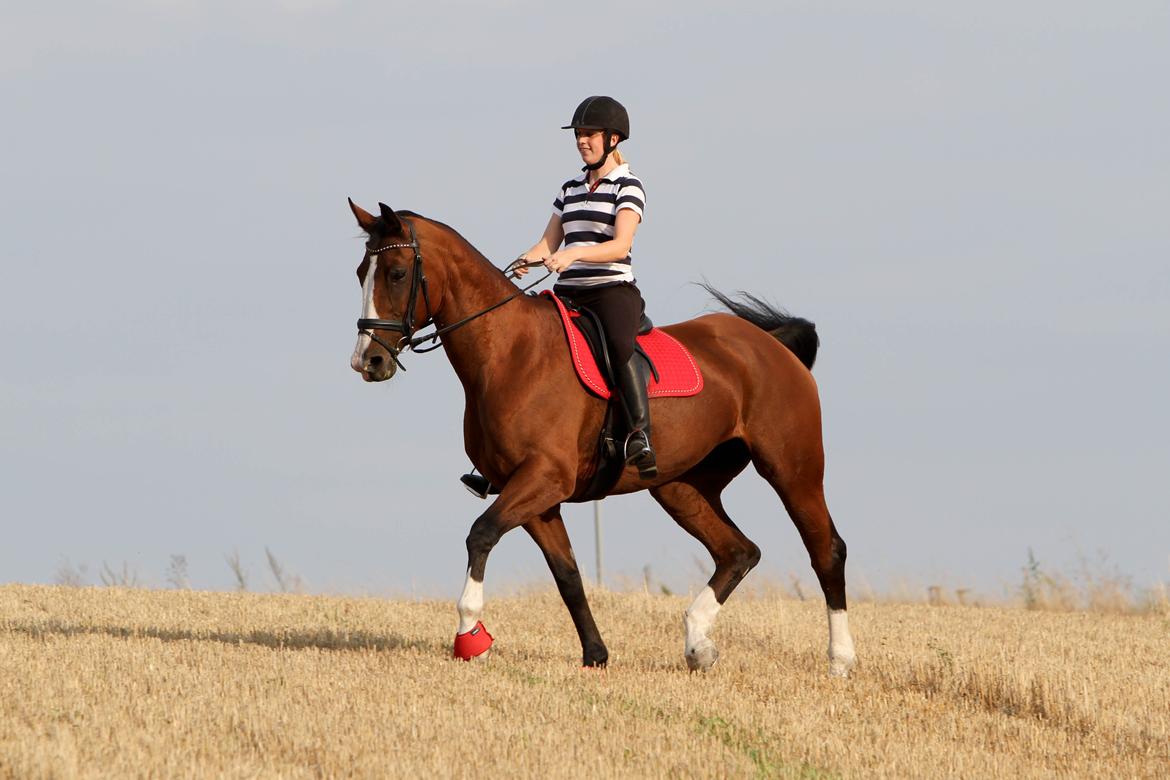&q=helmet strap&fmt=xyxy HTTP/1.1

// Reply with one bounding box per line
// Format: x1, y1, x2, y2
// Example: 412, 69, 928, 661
582, 130, 615, 172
